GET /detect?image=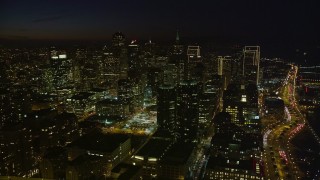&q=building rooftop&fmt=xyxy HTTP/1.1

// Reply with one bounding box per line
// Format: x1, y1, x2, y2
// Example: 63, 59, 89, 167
152, 129, 175, 139
90, 88, 106, 93
160, 141, 195, 165
179, 80, 198, 86
112, 163, 142, 180
136, 138, 173, 159
264, 97, 284, 108
206, 156, 255, 172
68, 132, 129, 153
71, 92, 94, 100
69, 154, 102, 166
159, 85, 175, 90
43, 146, 66, 159
97, 98, 121, 105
